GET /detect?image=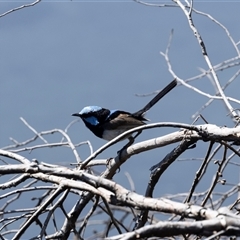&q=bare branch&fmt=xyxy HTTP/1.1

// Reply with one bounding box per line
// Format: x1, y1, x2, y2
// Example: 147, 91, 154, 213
0, 0, 41, 18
